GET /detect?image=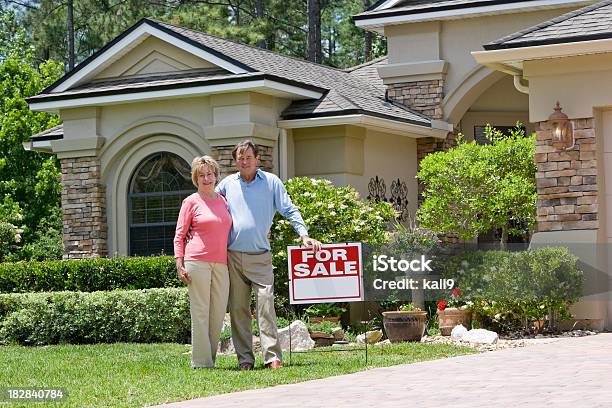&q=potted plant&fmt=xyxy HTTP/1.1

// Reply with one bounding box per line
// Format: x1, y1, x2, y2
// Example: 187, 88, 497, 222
382, 303, 428, 343
305, 303, 346, 324
437, 287, 472, 336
